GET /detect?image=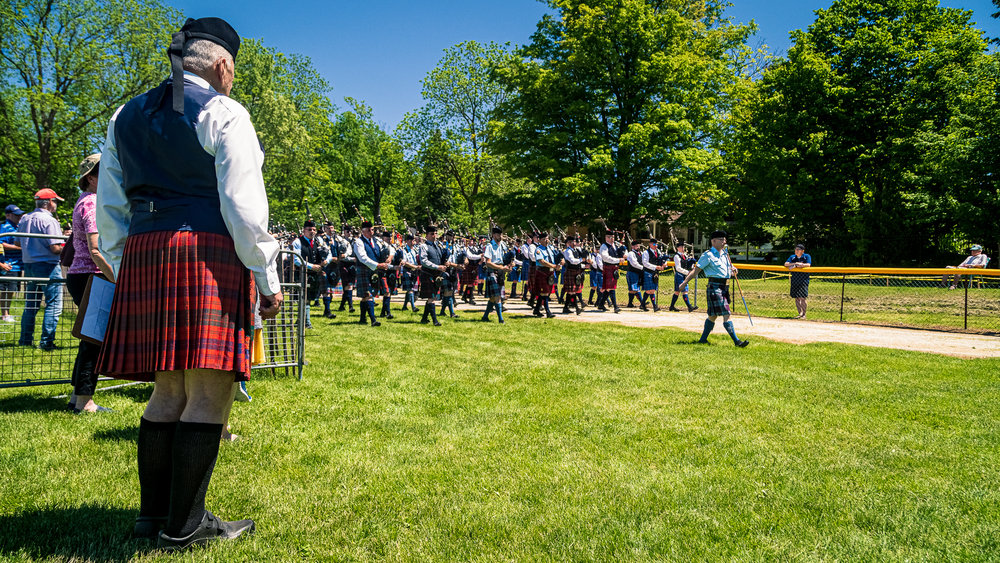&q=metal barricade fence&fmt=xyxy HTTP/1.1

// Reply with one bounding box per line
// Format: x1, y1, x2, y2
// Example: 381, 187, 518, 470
604, 263, 1000, 335
0, 236, 306, 388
